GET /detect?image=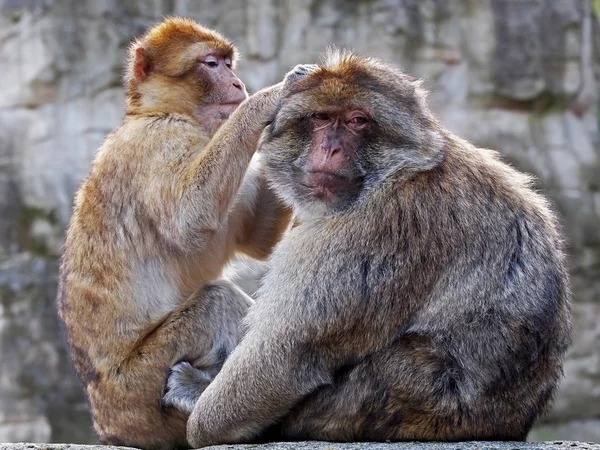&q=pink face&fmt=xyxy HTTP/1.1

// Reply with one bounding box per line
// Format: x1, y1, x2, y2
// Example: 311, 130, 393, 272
197, 53, 248, 114
303, 108, 370, 201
